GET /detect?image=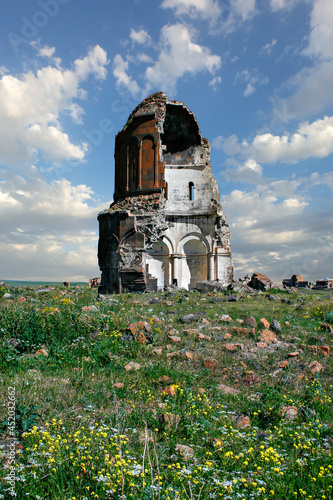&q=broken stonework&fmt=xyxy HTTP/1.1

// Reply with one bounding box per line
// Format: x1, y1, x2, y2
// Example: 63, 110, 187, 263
98, 92, 233, 293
